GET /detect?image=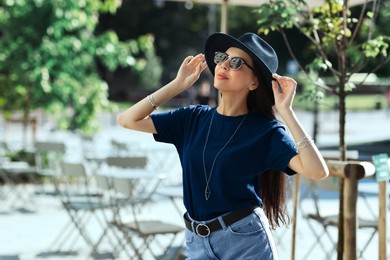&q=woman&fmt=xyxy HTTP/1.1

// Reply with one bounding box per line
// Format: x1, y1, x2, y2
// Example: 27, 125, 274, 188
118, 32, 329, 260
